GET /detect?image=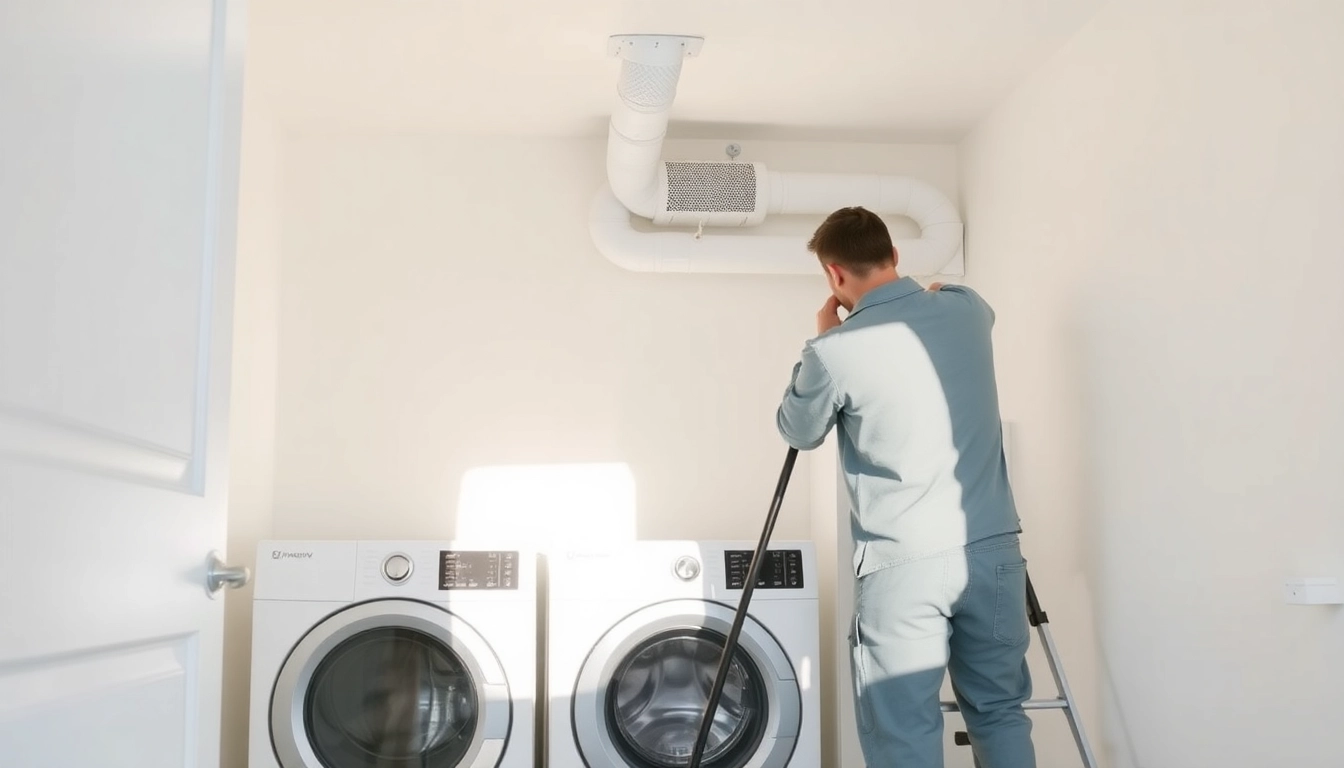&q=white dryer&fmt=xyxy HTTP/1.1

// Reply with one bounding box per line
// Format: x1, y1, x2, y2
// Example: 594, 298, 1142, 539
546, 540, 820, 768
249, 540, 536, 768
